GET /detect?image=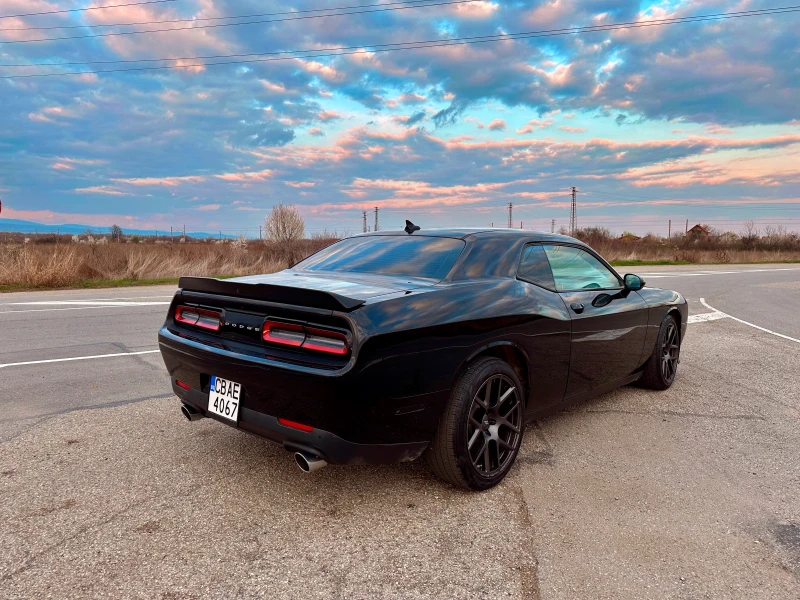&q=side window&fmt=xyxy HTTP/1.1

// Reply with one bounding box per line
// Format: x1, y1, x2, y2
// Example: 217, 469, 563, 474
517, 244, 555, 289
542, 245, 620, 291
